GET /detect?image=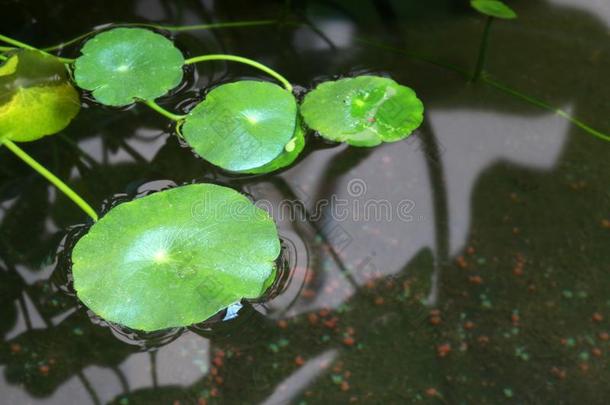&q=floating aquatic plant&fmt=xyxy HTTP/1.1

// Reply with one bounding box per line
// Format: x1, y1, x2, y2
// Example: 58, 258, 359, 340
301, 76, 424, 146
470, 1, 517, 82
71, 183, 281, 331
0, 23, 428, 336
2, 15, 609, 337
471, 0, 517, 19
0, 50, 80, 142
0, 50, 95, 220
181, 81, 298, 172
73, 28, 184, 106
